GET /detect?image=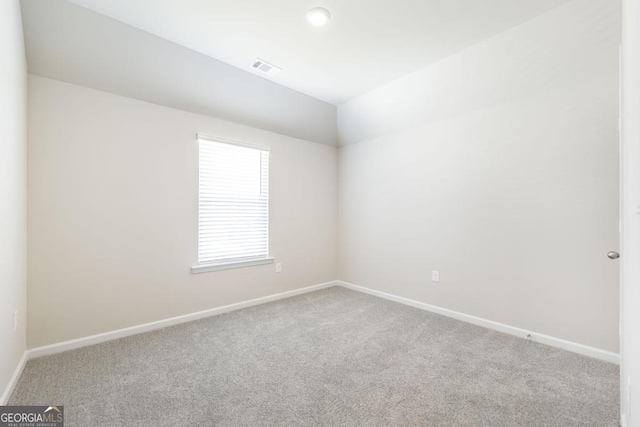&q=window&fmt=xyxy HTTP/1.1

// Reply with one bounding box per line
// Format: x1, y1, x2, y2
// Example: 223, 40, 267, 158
192, 134, 271, 273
